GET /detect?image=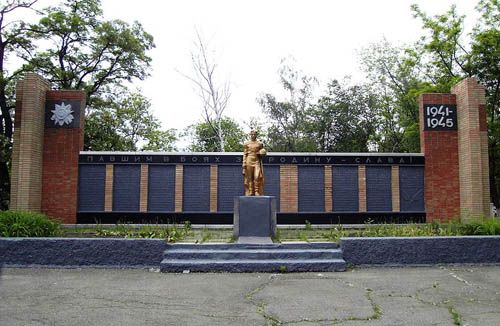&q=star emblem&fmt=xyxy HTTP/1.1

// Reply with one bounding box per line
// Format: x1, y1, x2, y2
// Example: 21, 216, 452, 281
51, 102, 74, 126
